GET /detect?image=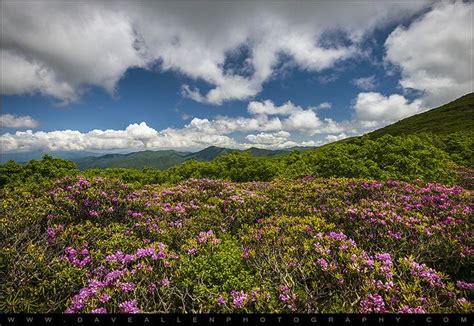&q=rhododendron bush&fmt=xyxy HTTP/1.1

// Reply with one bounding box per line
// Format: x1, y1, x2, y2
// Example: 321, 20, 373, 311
1, 176, 472, 313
